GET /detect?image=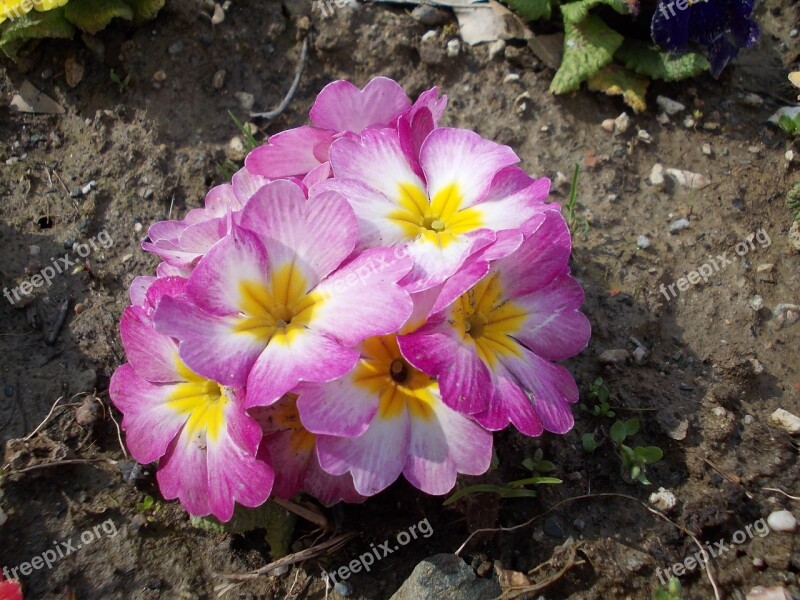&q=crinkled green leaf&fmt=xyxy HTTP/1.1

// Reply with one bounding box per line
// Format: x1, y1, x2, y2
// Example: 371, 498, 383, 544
190, 501, 296, 558
64, 0, 134, 34
503, 0, 551, 21
0, 8, 75, 59
550, 15, 623, 94
560, 0, 629, 24
616, 39, 710, 81
123, 0, 166, 23
587, 64, 649, 113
